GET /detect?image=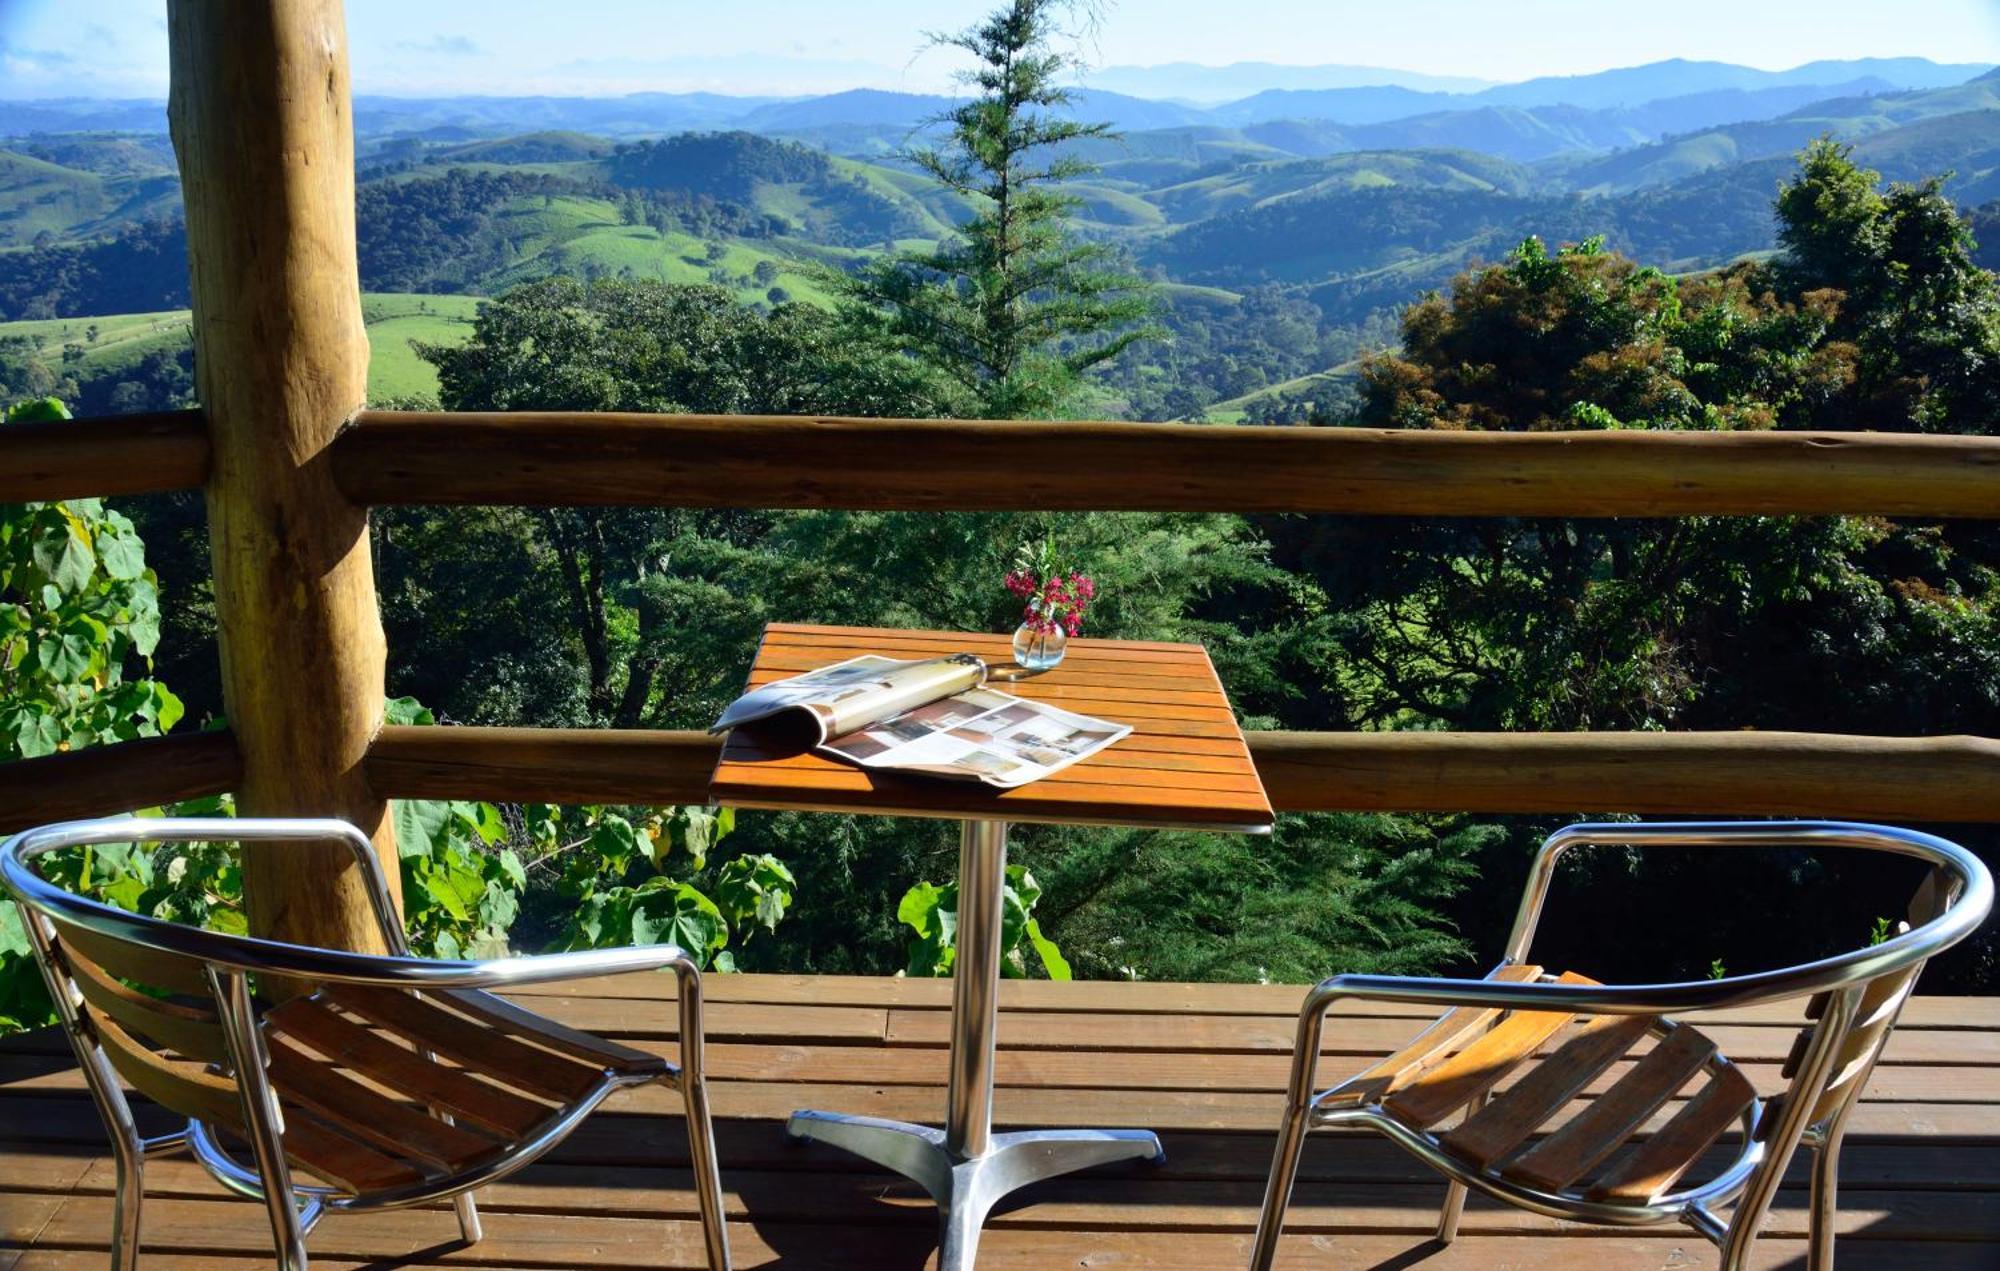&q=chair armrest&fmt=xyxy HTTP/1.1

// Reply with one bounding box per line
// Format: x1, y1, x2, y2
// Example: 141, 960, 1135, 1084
458, 944, 702, 988
1303, 962, 1872, 1023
